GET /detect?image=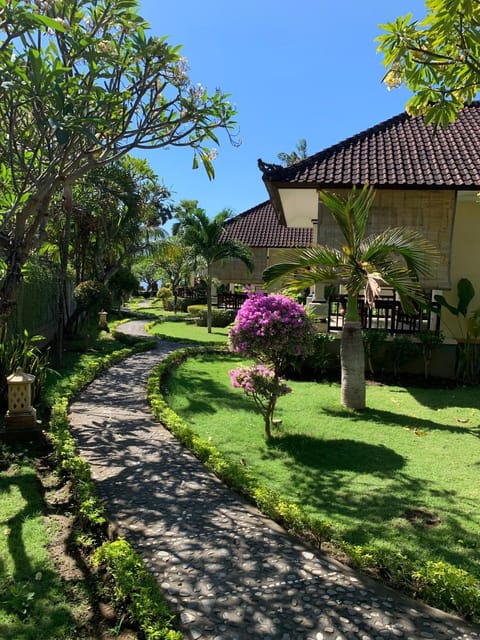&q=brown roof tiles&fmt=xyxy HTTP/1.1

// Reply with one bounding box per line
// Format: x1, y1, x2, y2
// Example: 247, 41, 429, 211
259, 102, 480, 188
221, 201, 312, 248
